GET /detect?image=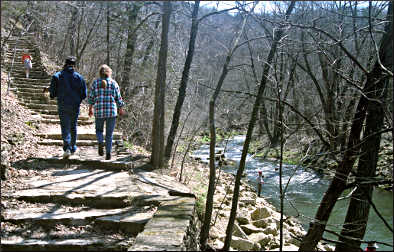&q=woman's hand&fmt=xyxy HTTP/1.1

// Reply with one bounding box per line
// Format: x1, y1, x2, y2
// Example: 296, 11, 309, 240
118, 107, 125, 116
88, 106, 93, 117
